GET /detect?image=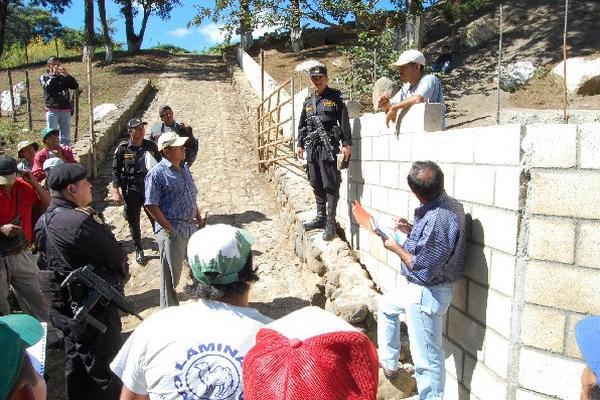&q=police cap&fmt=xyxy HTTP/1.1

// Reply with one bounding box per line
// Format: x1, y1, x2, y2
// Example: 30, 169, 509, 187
47, 163, 87, 190
309, 65, 327, 77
